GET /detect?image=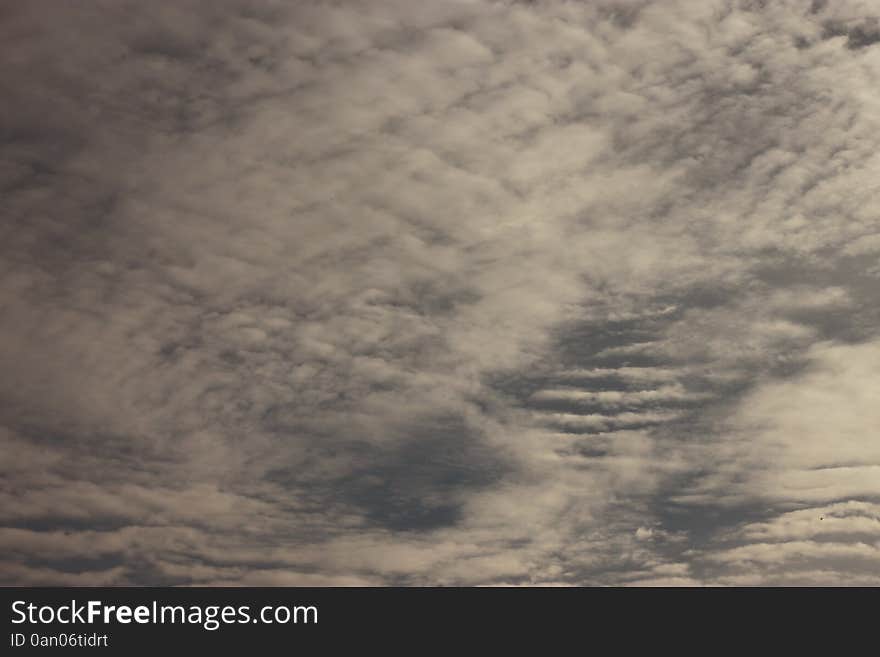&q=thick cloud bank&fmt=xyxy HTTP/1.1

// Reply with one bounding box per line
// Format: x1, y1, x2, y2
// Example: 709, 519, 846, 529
2, 0, 879, 585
